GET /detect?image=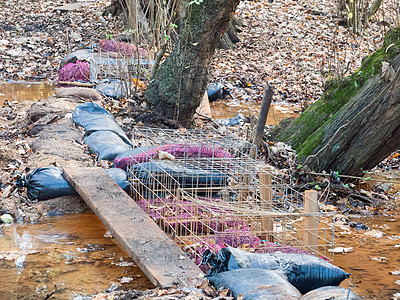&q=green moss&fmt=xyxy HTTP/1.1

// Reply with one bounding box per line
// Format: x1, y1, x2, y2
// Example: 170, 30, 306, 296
298, 127, 324, 157
273, 27, 400, 158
